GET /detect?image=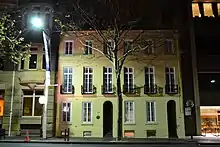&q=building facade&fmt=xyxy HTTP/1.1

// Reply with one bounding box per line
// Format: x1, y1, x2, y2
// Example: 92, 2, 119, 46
192, 0, 220, 136
55, 30, 185, 138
